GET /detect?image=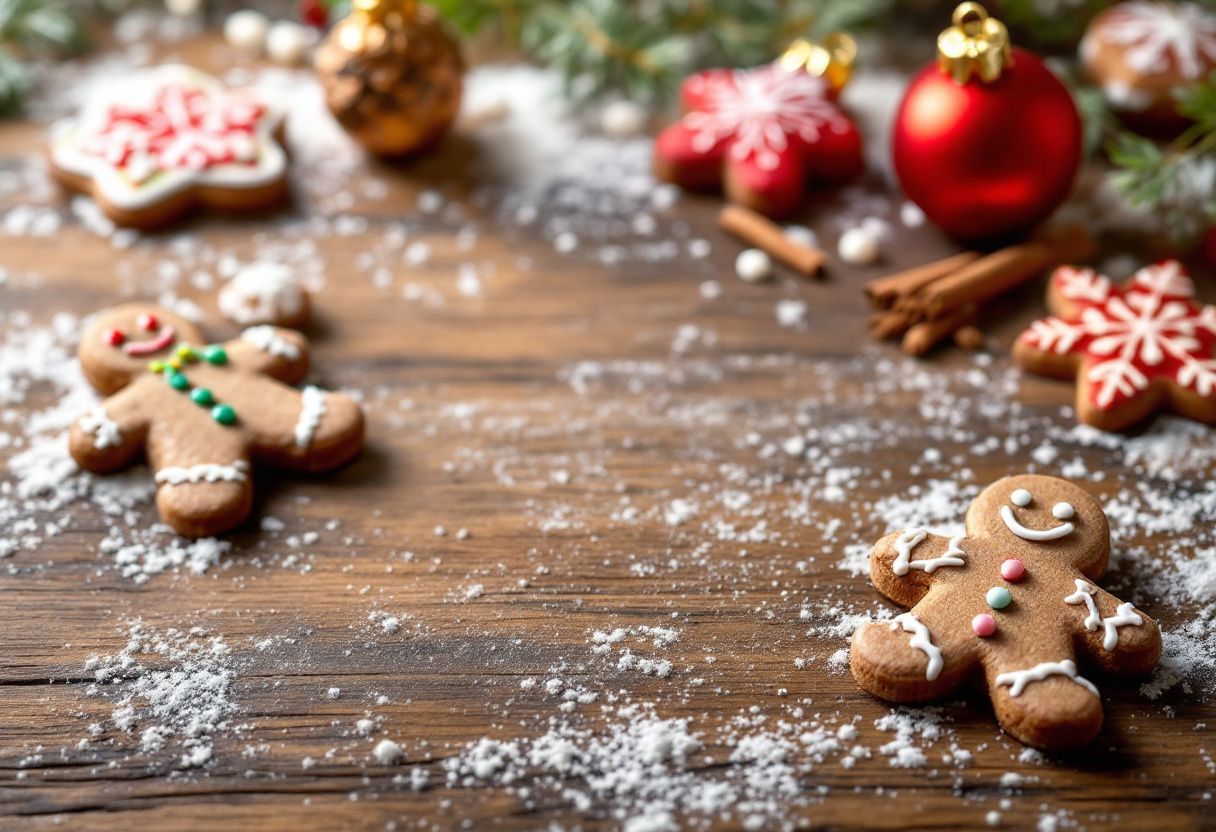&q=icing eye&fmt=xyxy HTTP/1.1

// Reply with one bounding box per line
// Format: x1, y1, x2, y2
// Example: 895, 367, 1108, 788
1052, 502, 1075, 520
104, 328, 125, 346
1011, 489, 1032, 507
138, 313, 159, 332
